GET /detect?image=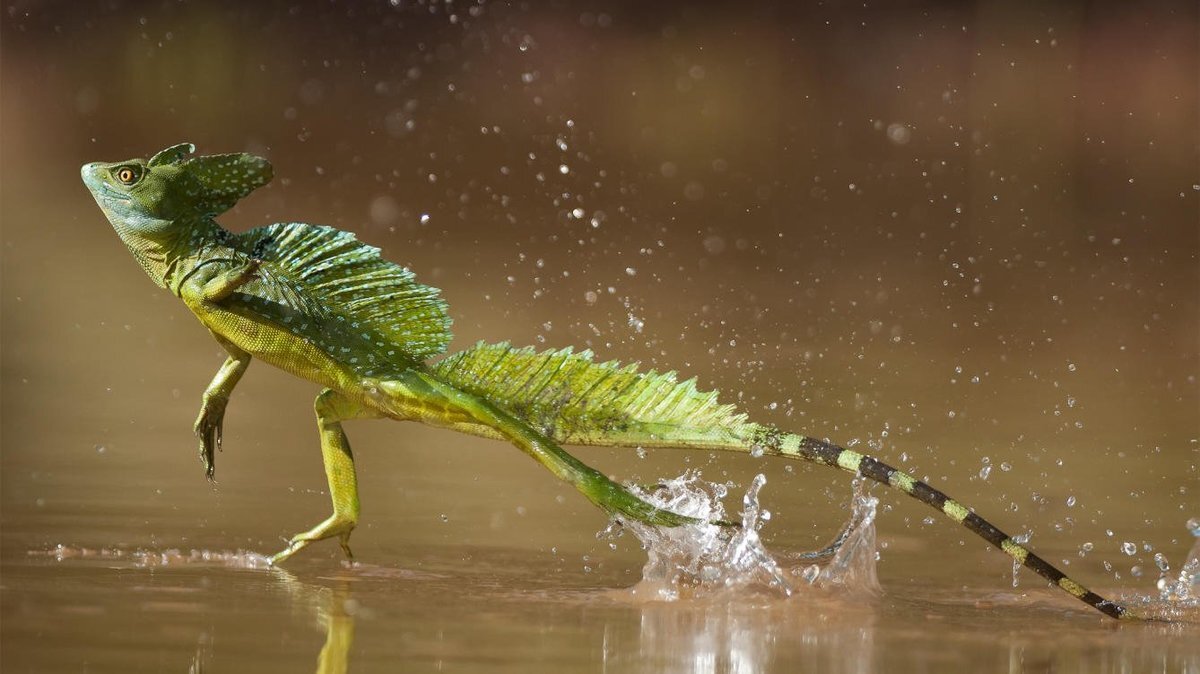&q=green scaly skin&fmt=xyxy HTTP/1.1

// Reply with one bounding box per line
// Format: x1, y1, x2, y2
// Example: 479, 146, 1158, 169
83, 143, 1133, 620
